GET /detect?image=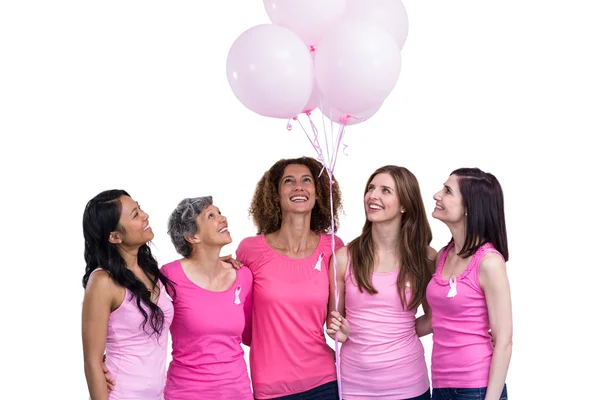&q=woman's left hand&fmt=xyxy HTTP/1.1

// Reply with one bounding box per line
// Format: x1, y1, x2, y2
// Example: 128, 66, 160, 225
220, 254, 242, 269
